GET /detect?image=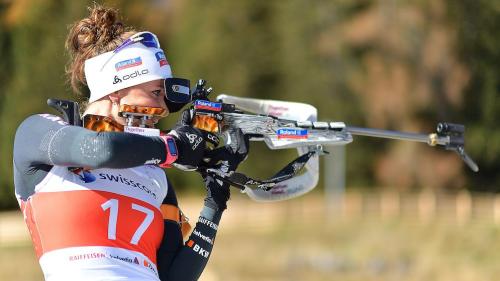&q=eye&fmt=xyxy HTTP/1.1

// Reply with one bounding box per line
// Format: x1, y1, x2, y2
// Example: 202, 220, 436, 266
151, 89, 163, 97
